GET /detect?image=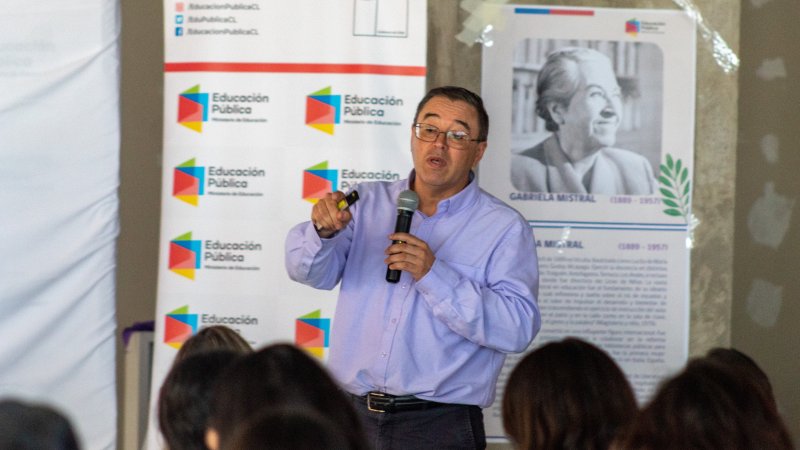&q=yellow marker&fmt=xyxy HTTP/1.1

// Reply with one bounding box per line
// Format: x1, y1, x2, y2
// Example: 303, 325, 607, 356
337, 190, 360, 210
315, 190, 360, 232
